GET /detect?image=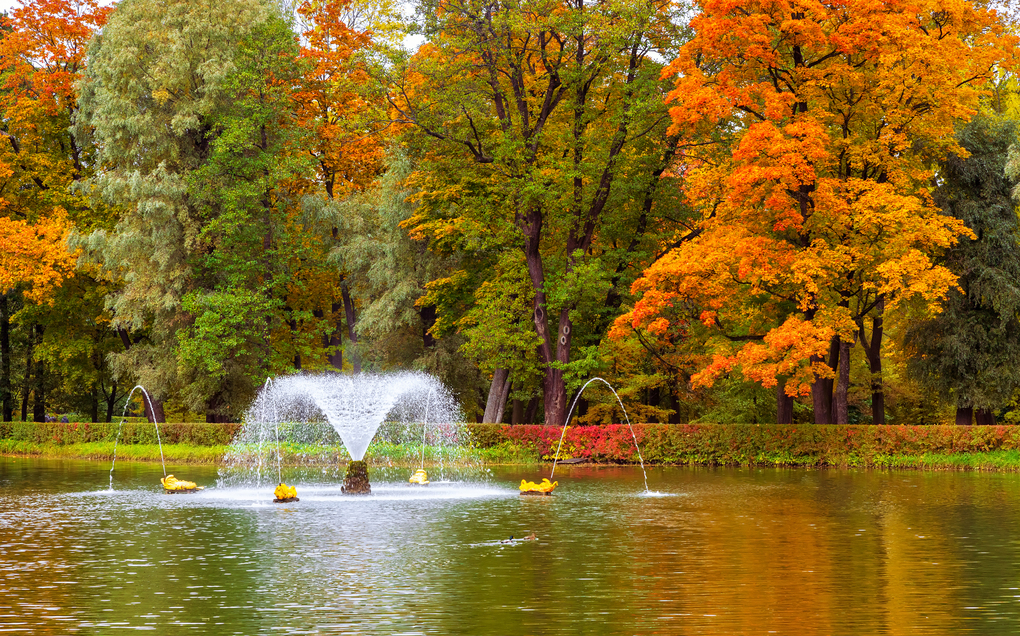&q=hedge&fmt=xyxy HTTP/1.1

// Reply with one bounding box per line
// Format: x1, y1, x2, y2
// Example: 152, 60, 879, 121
7, 421, 1020, 468
463, 423, 1020, 466
0, 421, 241, 446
